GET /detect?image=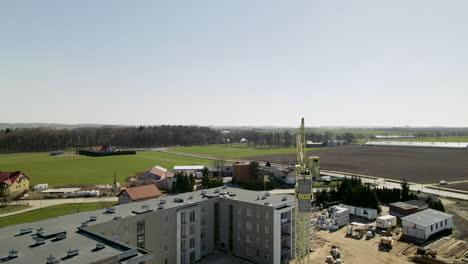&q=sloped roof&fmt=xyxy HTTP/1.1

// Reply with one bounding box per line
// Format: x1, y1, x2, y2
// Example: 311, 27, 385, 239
165, 171, 175, 178
118, 185, 162, 201
0, 171, 29, 186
